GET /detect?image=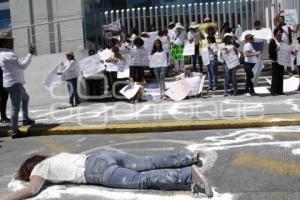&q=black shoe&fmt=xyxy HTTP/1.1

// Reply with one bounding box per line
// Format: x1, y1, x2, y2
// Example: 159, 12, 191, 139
10, 130, 27, 139
22, 118, 35, 126
0, 118, 10, 124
